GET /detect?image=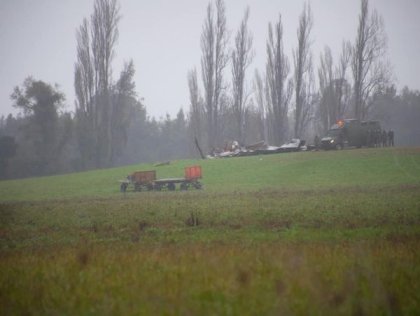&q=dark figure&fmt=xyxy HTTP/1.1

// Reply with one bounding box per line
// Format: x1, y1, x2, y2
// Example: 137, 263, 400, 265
367, 129, 372, 147
388, 130, 394, 147
373, 130, 378, 147
371, 129, 377, 147
382, 130, 387, 147
376, 129, 381, 147
314, 135, 320, 150
372, 129, 378, 147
